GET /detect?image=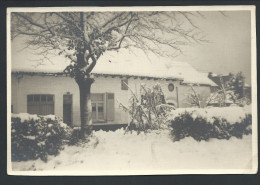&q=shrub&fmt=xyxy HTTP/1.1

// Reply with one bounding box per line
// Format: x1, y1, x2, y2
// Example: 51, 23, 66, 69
169, 106, 252, 141
119, 83, 174, 132
68, 127, 82, 145
11, 113, 73, 162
